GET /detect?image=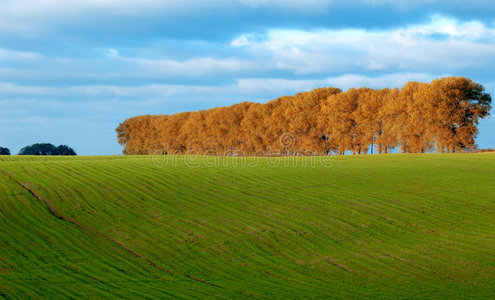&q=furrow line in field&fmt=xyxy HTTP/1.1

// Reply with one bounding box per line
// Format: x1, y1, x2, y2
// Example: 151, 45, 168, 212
0, 170, 78, 226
